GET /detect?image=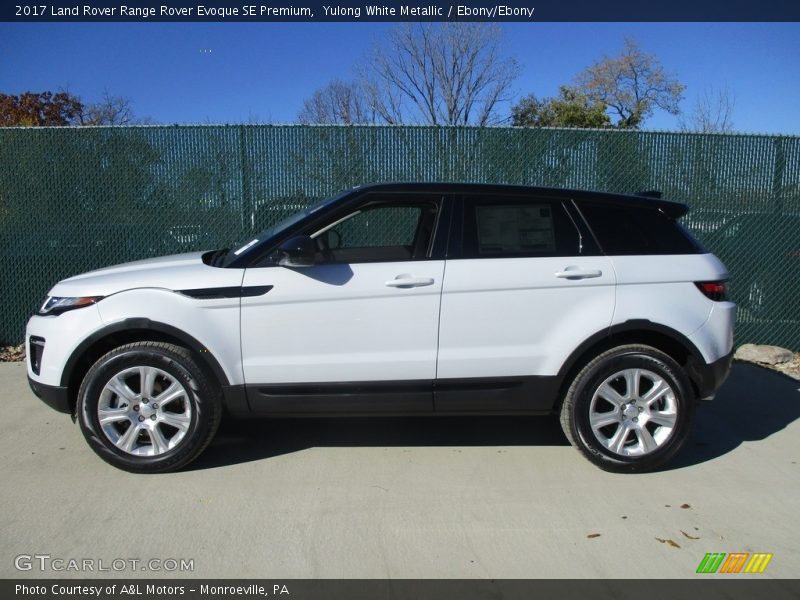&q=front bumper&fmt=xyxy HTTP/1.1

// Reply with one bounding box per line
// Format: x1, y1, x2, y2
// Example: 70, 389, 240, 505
28, 376, 71, 414
690, 350, 734, 400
